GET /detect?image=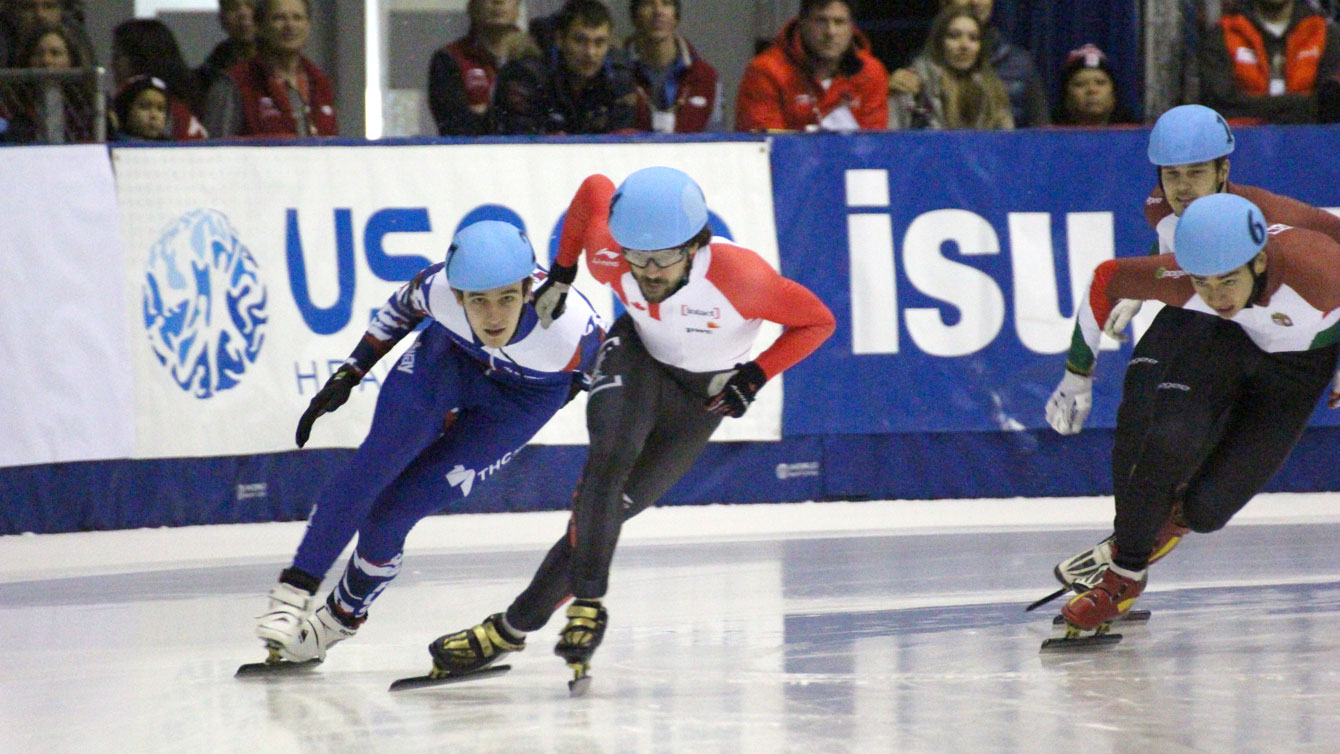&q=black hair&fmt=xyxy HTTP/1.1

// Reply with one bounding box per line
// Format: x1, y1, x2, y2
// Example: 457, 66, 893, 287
558, 0, 613, 34
688, 223, 712, 250
112, 19, 197, 106
799, 0, 851, 19
628, 0, 679, 19
19, 22, 83, 67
